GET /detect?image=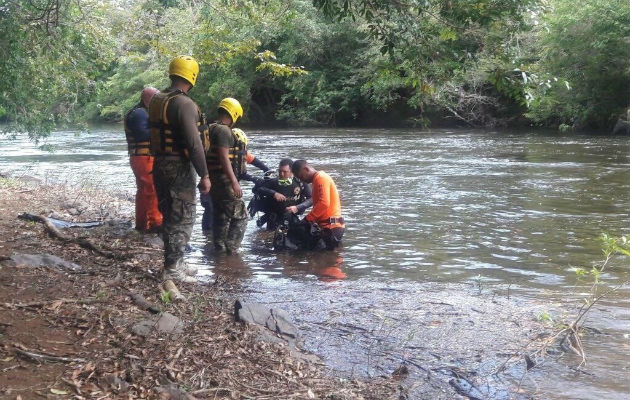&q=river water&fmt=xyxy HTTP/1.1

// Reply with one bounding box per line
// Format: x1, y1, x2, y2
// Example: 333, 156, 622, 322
1, 127, 629, 399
